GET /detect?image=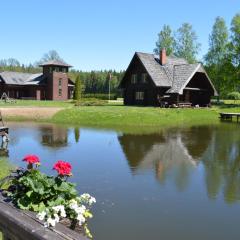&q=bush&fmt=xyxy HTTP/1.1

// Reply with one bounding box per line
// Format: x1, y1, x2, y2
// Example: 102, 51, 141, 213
227, 92, 240, 100
83, 93, 117, 100
74, 98, 107, 106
